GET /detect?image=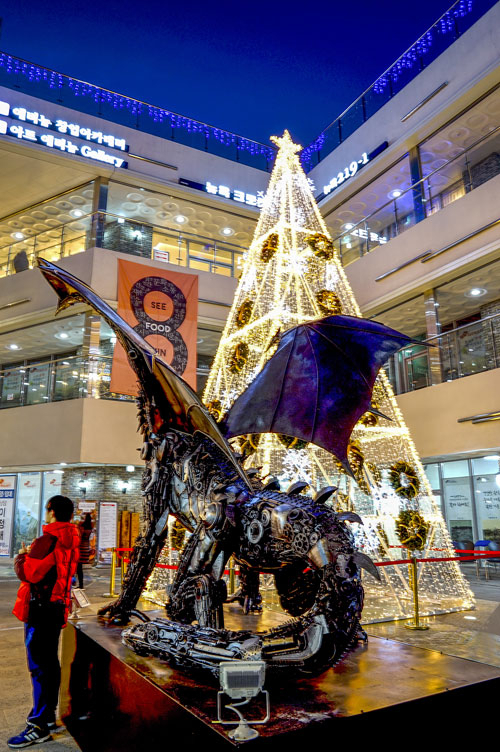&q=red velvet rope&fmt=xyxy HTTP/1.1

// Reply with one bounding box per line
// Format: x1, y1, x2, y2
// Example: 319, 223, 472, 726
115, 547, 500, 571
